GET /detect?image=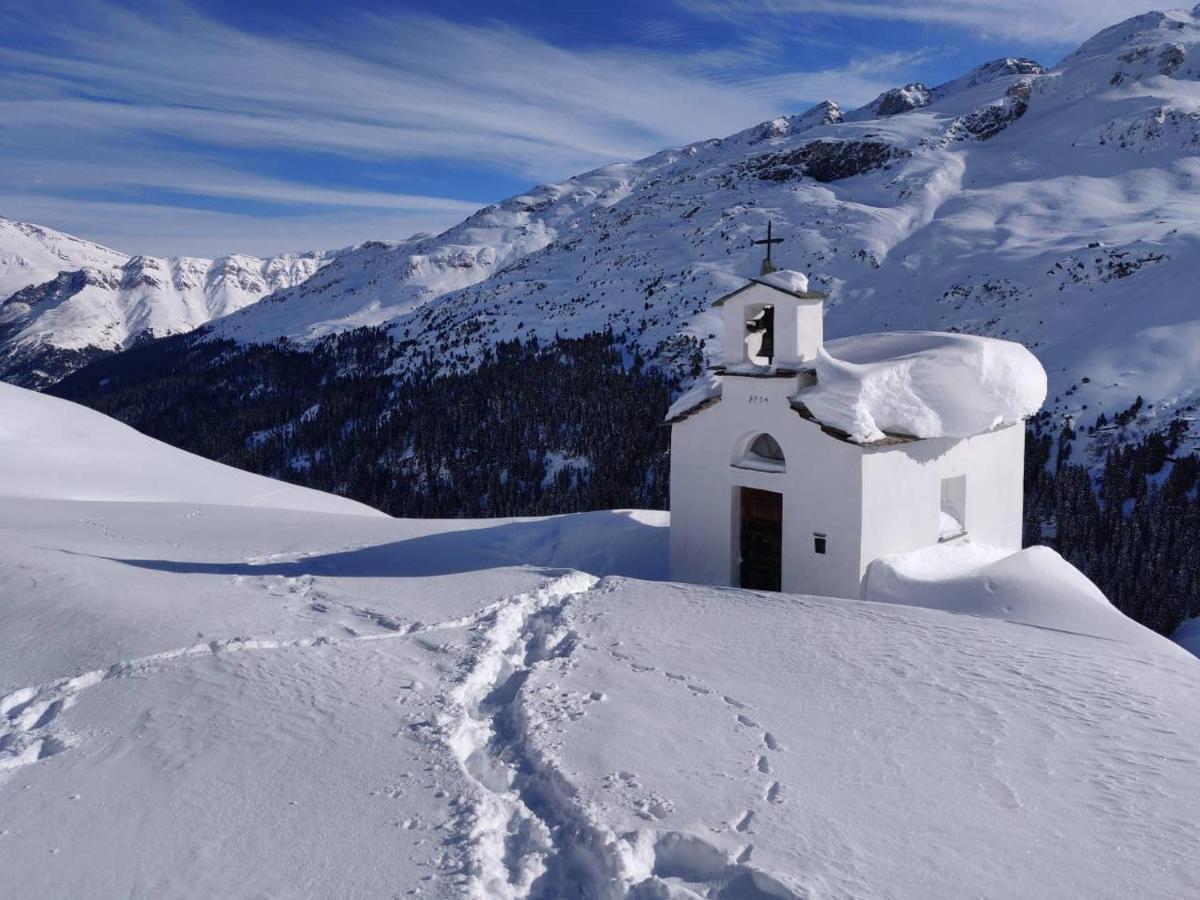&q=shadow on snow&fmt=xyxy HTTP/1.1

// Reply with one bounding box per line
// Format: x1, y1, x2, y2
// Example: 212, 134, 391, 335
81, 509, 669, 581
